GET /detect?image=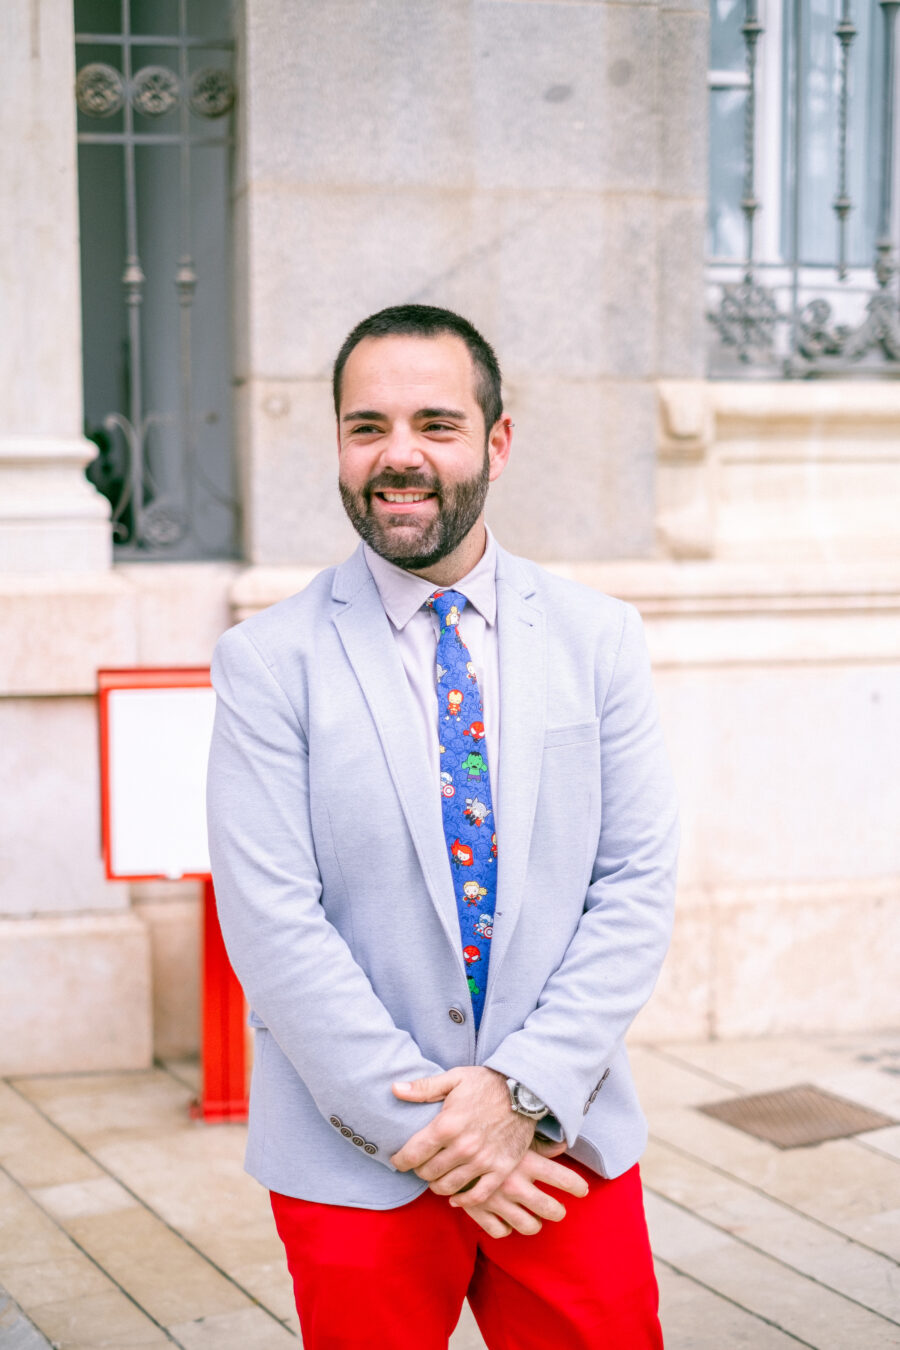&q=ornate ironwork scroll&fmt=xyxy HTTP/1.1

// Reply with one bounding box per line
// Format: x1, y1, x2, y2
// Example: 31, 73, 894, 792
708, 0, 782, 364
833, 0, 857, 279
76, 63, 235, 122
793, 0, 900, 372
707, 0, 900, 378
75, 62, 125, 117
